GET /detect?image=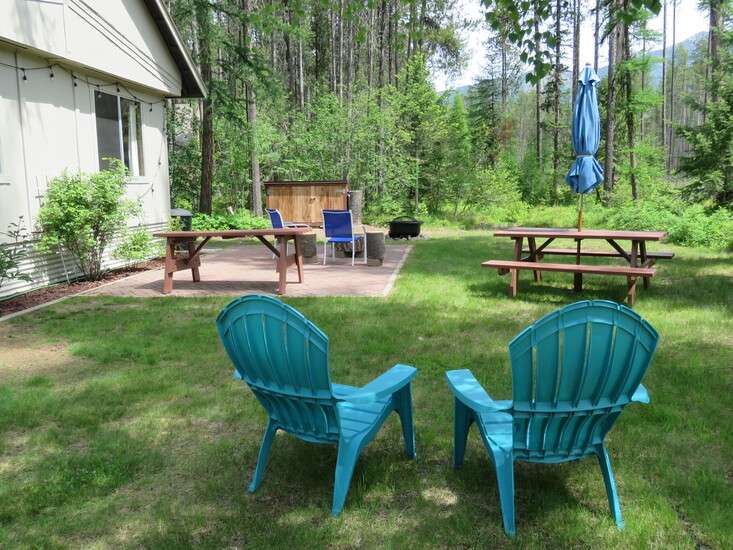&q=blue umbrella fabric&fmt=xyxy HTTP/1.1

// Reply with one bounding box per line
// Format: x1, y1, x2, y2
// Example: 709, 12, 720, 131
566, 64, 604, 194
